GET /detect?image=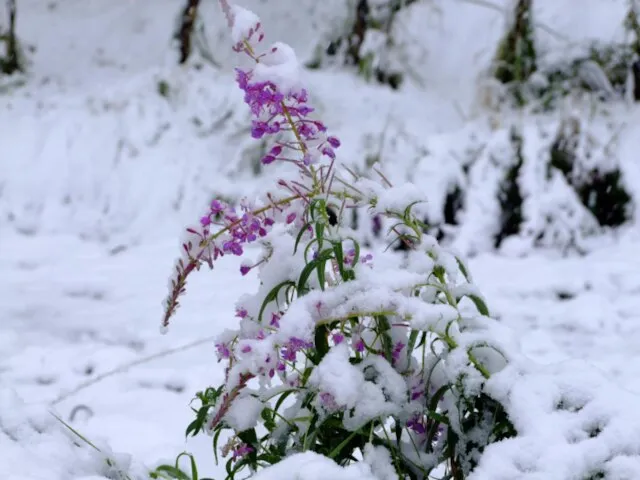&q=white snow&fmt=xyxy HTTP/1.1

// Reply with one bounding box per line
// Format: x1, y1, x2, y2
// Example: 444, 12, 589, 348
229, 4, 260, 45
223, 394, 263, 432
3, 0, 640, 479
